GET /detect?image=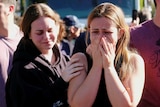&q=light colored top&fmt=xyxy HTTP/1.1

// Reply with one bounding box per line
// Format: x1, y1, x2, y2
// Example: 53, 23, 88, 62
0, 24, 22, 107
